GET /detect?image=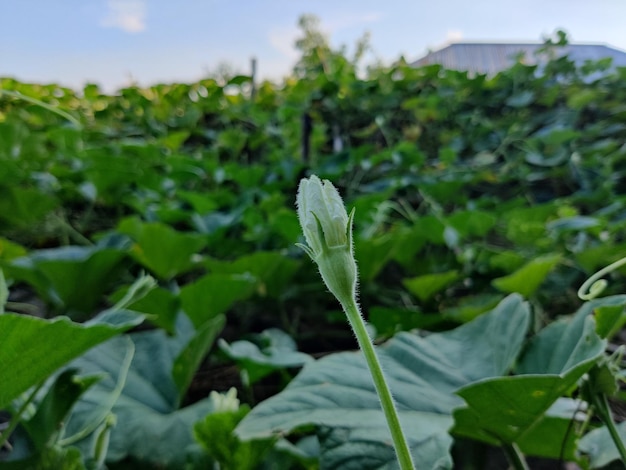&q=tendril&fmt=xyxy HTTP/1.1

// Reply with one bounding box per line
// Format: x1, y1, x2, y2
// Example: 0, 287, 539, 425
578, 255, 626, 301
